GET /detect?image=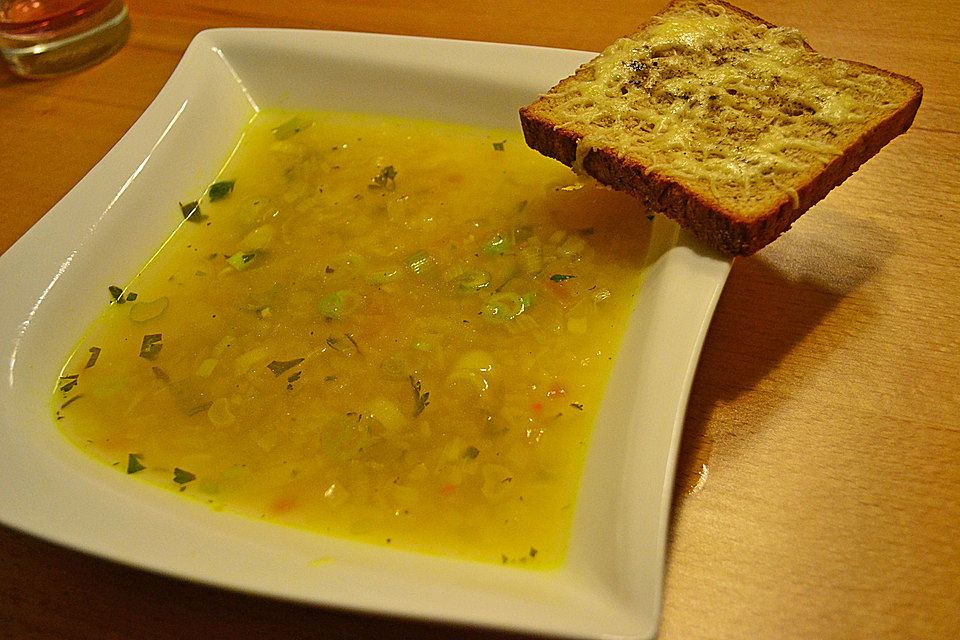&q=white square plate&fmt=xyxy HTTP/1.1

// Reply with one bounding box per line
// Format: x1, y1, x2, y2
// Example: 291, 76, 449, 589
0, 29, 730, 639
